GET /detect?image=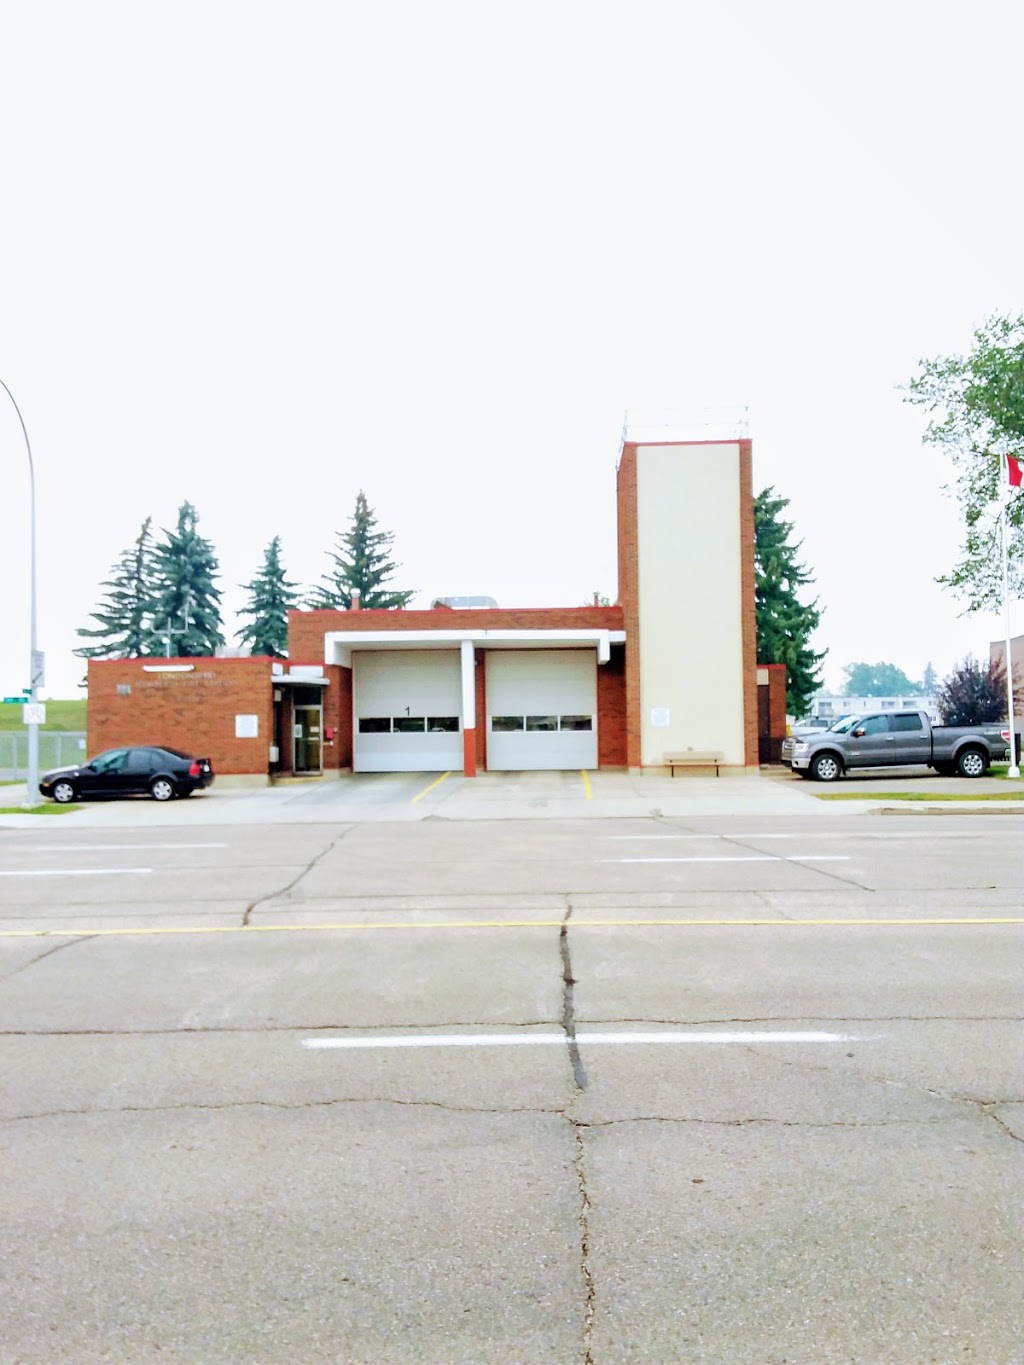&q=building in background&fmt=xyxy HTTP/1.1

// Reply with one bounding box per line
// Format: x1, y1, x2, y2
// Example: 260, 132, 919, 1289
807, 692, 940, 726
